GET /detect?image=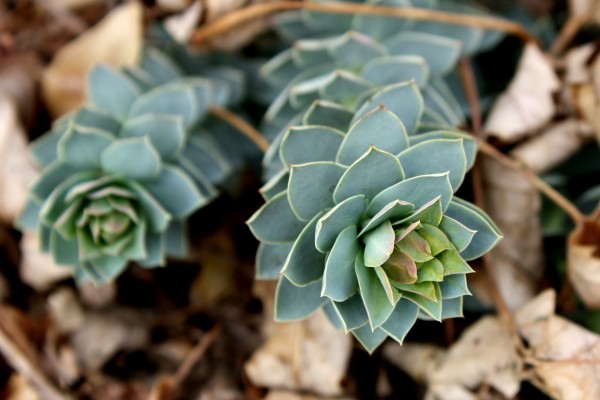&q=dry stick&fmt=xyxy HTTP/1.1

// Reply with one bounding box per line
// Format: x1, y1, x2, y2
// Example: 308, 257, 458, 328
173, 323, 222, 387
550, 4, 595, 56
459, 58, 514, 323
0, 326, 72, 400
191, 1, 537, 45
209, 106, 270, 153
476, 141, 586, 226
